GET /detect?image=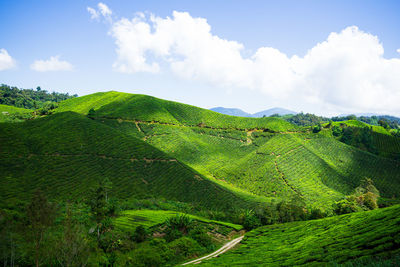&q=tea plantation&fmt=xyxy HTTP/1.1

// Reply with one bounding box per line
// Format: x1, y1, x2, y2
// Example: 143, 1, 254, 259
201, 205, 400, 266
